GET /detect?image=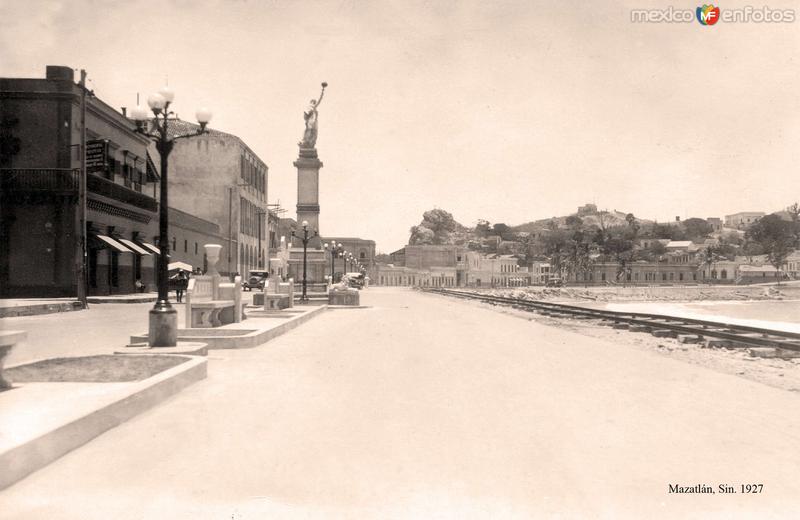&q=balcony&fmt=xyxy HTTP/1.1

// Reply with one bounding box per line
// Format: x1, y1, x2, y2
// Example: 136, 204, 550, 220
0, 168, 158, 213
0, 168, 79, 194
87, 174, 157, 212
